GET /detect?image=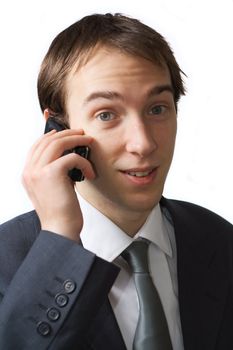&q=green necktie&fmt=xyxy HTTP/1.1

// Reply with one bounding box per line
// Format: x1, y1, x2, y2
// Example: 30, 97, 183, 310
122, 239, 173, 350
